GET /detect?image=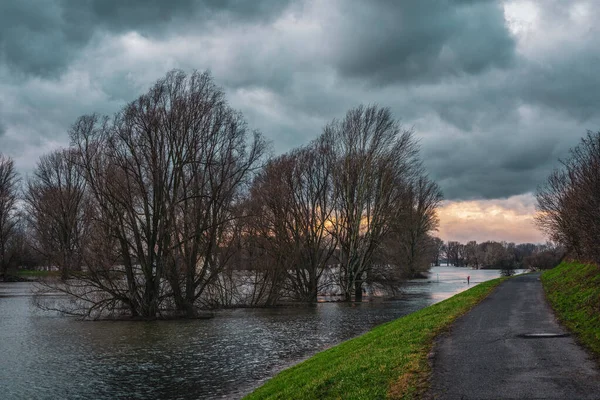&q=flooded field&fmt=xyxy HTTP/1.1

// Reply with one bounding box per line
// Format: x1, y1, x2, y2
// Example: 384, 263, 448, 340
0, 266, 520, 399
